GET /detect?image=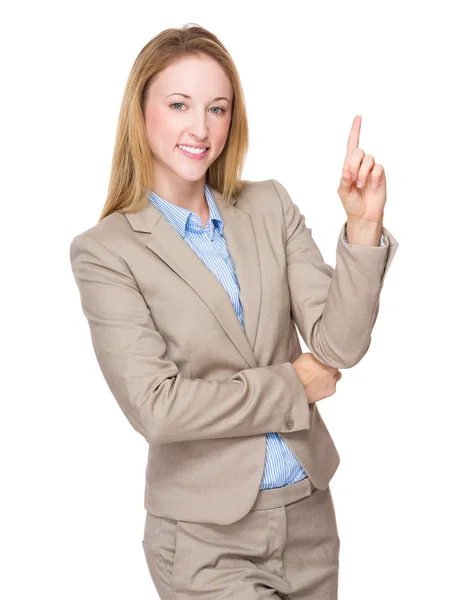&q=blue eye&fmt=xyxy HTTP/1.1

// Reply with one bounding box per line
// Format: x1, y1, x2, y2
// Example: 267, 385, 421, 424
170, 103, 225, 115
